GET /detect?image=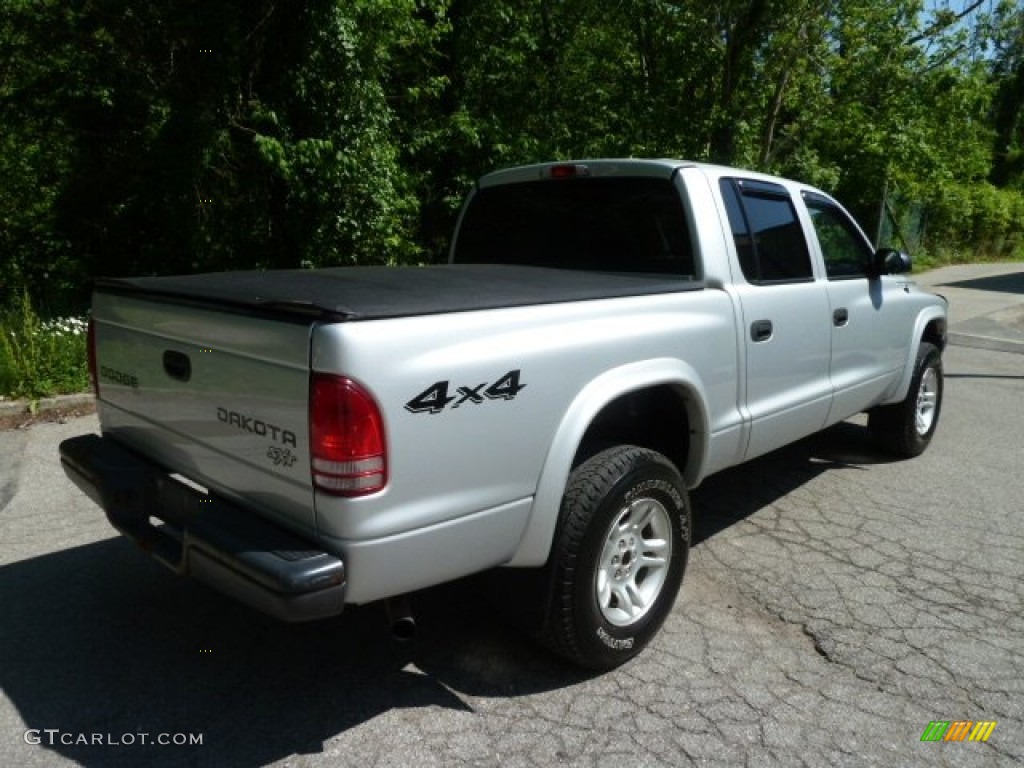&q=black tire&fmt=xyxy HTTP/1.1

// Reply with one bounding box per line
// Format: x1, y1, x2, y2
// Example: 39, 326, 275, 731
541, 445, 690, 670
869, 341, 943, 458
